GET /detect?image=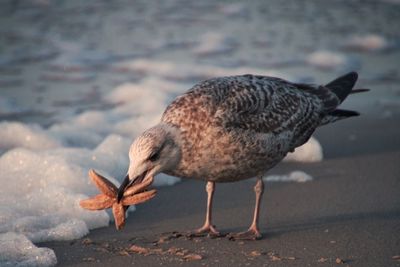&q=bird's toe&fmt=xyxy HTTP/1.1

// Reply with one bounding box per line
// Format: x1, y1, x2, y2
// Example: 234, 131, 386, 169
228, 228, 262, 241
187, 224, 222, 238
